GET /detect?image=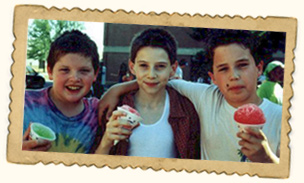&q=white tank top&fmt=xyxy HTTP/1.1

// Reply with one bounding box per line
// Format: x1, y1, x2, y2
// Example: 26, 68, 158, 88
127, 92, 176, 158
